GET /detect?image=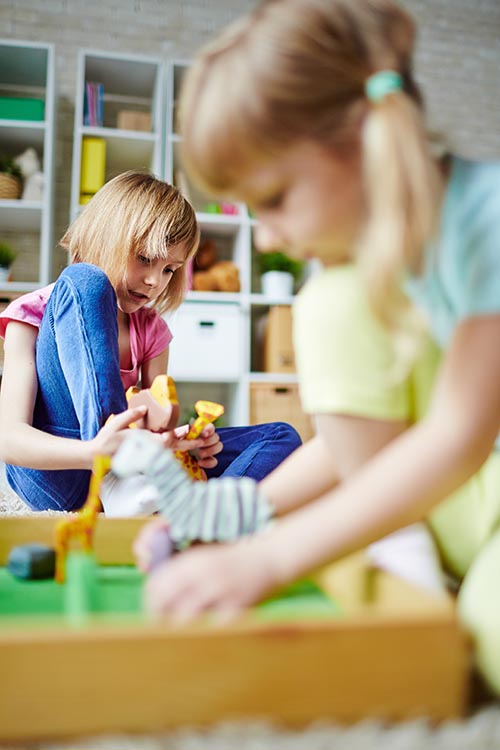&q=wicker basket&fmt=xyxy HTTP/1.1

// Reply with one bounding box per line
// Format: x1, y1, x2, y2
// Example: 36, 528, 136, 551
0, 173, 21, 200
